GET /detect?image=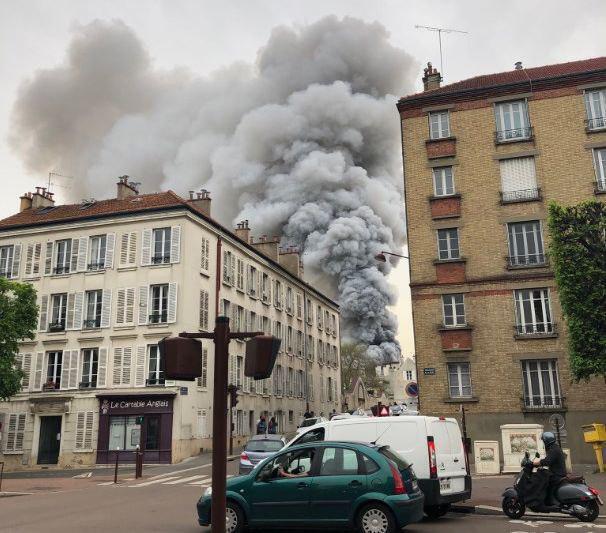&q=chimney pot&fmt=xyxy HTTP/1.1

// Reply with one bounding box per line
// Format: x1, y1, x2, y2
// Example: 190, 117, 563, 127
422, 60, 442, 91
189, 188, 212, 217
514, 61, 523, 70
189, 191, 194, 200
